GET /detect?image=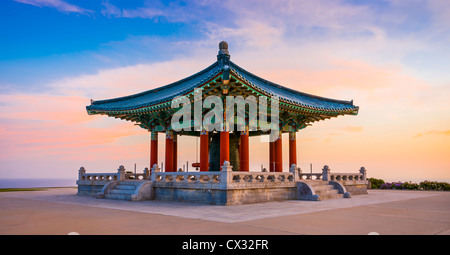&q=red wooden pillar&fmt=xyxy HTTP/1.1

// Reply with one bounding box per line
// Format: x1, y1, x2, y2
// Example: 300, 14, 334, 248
275, 132, 282, 172
200, 130, 209, 172
239, 129, 249, 172
150, 132, 158, 169
165, 130, 174, 172
289, 132, 297, 167
269, 141, 275, 172
173, 134, 177, 172
220, 130, 229, 167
